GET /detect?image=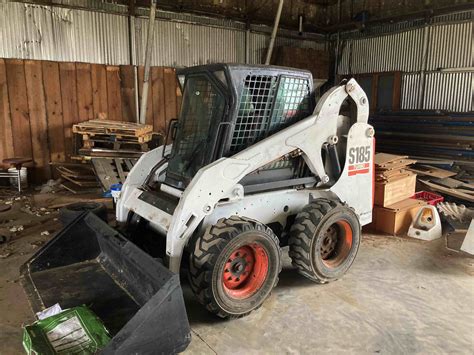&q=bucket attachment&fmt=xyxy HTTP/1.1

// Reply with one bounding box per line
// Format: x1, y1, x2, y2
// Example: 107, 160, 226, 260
20, 212, 191, 354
